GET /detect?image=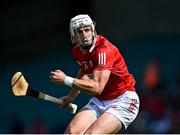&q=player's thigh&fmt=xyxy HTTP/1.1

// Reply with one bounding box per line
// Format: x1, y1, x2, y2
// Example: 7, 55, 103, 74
64, 109, 97, 134
85, 112, 122, 134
